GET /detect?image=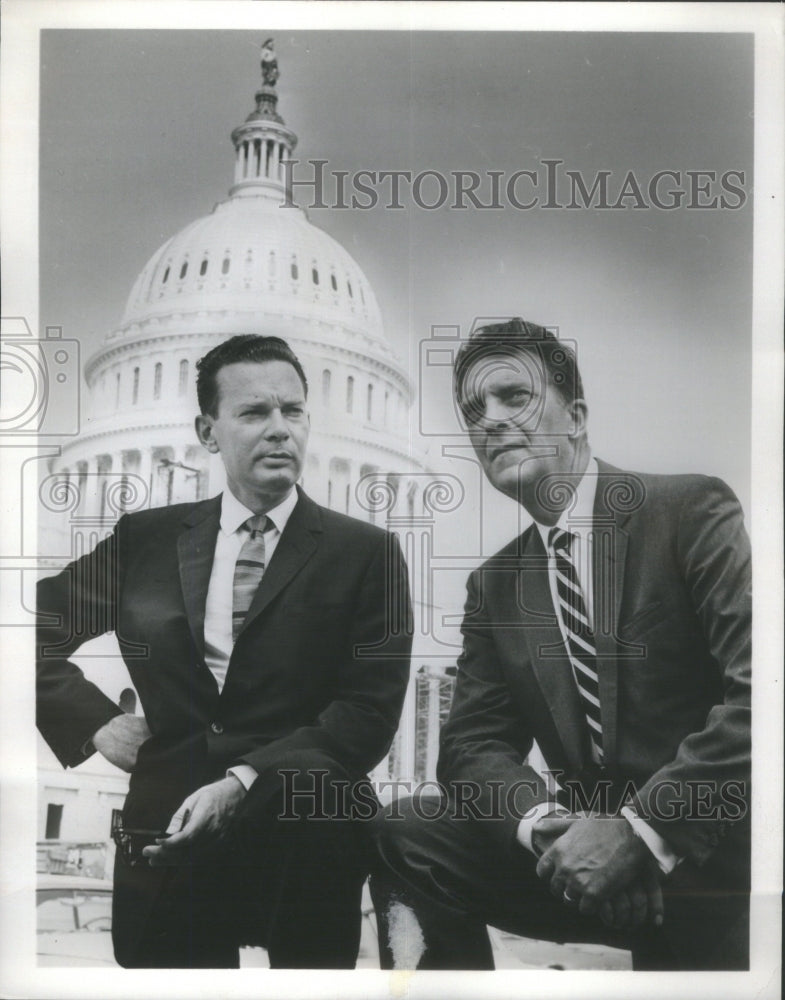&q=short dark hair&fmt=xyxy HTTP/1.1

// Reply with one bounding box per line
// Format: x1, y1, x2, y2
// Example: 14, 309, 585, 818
196, 335, 308, 416
453, 317, 584, 422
